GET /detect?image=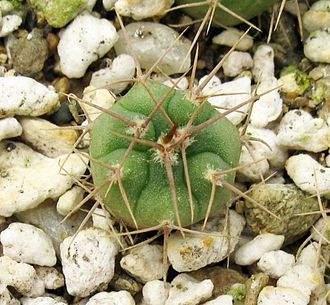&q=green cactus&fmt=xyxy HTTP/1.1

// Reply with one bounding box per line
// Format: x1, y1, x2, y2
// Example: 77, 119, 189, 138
175, 0, 280, 26
89, 80, 241, 229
